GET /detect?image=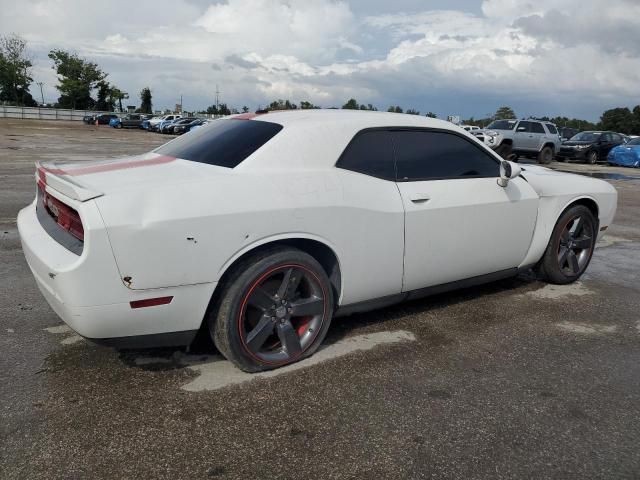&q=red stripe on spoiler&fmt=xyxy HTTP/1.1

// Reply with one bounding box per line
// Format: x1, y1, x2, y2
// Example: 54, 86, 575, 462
39, 155, 176, 177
